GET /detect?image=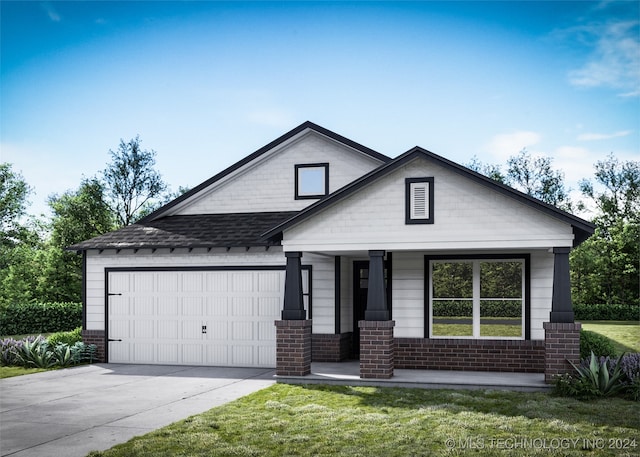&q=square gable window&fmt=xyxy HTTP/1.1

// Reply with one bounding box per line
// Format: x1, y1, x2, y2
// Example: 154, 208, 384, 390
295, 163, 329, 199
405, 177, 434, 224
